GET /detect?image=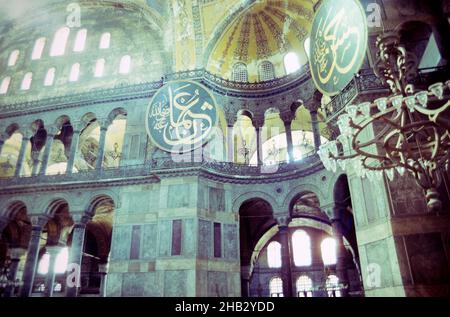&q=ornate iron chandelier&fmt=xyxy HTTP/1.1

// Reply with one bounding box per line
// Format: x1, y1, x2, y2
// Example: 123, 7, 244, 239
318, 32, 450, 211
